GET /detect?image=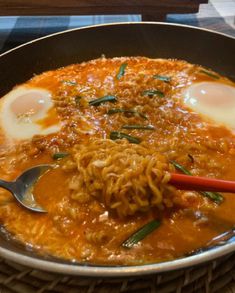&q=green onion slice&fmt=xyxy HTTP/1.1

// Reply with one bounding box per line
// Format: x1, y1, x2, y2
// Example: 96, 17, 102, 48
52, 152, 69, 160
116, 63, 127, 80
188, 154, 194, 163
122, 220, 161, 248
62, 80, 77, 86
108, 108, 135, 115
153, 74, 171, 83
89, 95, 117, 106
200, 191, 223, 204
170, 160, 192, 176
75, 96, 82, 105
142, 89, 164, 98
170, 160, 223, 204
199, 69, 220, 80
107, 108, 147, 120
122, 124, 155, 130
110, 131, 141, 144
